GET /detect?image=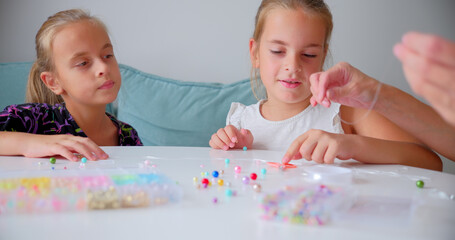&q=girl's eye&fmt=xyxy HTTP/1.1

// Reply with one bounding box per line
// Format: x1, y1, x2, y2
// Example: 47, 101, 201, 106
303, 54, 317, 58
76, 61, 88, 67
104, 54, 114, 59
270, 50, 283, 54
